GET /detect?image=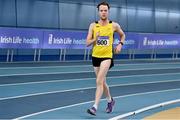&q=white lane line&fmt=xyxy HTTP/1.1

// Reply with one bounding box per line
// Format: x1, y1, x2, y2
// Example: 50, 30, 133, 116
13, 88, 180, 120
0, 79, 179, 101
0, 60, 87, 64
1, 72, 180, 87
109, 99, 180, 120
0, 65, 92, 70
1, 62, 180, 70
0, 66, 180, 77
